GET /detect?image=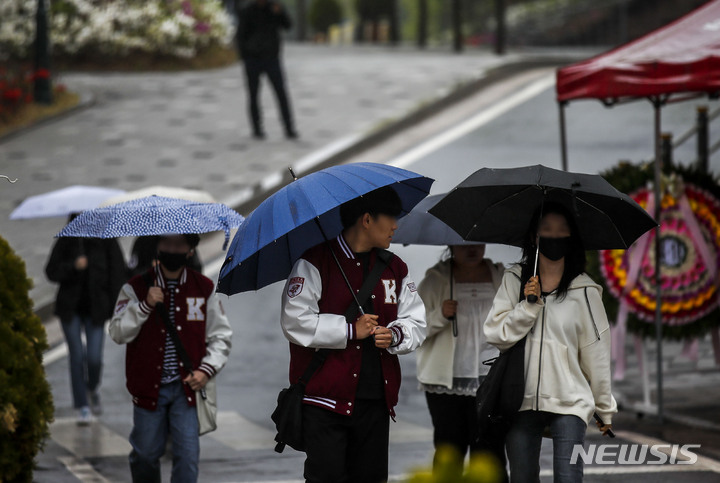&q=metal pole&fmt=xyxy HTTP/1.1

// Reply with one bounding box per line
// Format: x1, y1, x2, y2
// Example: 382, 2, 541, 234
34, 0, 53, 105
559, 102, 569, 171
697, 106, 709, 173
417, 0, 428, 49
661, 132, 673, 167
494, 0, 506, 55
296, 0, 306, 41
653, 100, 664, 424
452, 0, 463, 53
